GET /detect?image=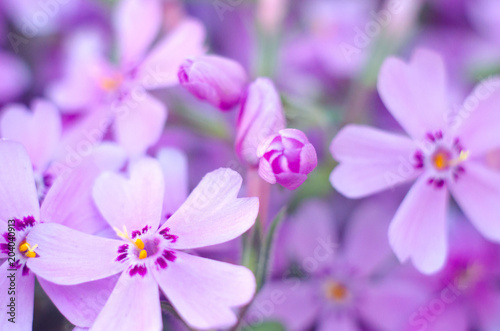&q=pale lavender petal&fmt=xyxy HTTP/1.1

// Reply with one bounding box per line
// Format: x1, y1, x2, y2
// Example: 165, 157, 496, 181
114, 0, 161, 66
258, 158, 277, 184
137, 19, 206, 89
452, 77, 500, 156
38, 275, 119, 328
330, 125, 419, 198
157, 148, 188, 218
159, 168, 258, 249
113, 93, 167, 157
449, 161, 500, 242
378, 49, 449, 140
93, 157, 165, 232
42, 144, 127, 235
389, 175, 449, 274
0, 261, 35, 331
91, 268, 162, 330
1, 99, 61, 171
236, 78, 286, 165
247, 281, 321, 331
0, 140, 39, 222
26, 223, 125, 285
153, 251, 255, 330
